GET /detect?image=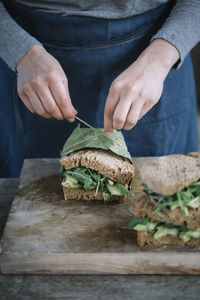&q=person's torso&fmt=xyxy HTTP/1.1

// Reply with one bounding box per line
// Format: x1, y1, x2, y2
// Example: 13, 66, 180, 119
13, 0, 169, 19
